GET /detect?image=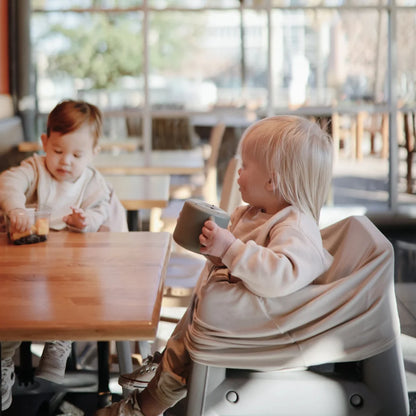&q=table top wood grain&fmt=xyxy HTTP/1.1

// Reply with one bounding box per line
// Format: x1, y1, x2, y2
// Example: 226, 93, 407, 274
0, 231, 171, 341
